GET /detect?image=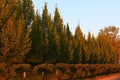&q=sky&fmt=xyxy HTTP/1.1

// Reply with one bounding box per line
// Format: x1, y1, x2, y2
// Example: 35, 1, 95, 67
32, 0, 120, 36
